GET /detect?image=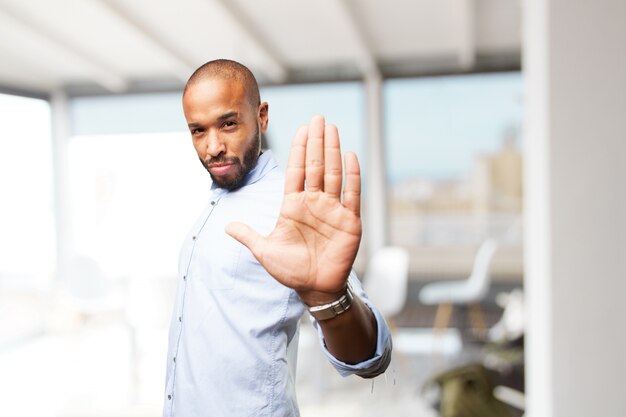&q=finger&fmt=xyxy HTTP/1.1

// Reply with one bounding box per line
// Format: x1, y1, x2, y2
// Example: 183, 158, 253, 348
284, 125, 308, 194
225, 222, 265, 260
305, 115, 325, 192
342, 152, 361, 216
323, 124, 342, 199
